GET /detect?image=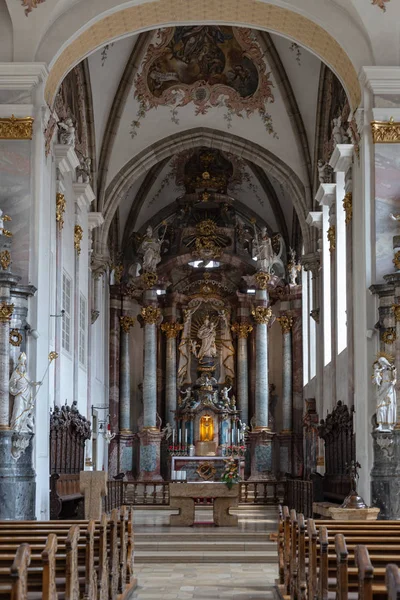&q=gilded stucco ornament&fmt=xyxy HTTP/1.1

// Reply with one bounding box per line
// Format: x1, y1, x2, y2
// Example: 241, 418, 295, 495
251, 306, 272, 325
382, 328, 396, 345
120, 315, 135, 333
56, 193, 66, 230
74, 225, 83, 255
0, 250, 11, 271
141, 306, 161, 325
371, 117, 400, 144
231, 322, 253, 339
393, 251, 400, 271
0, 304, 14, 322
9, 329, 22, 347
21, 0, 45, 16
327, 226, 336, 252
0, 116, 34, 140
161, 322, 183, 338
141, 271, 158, 289
255, 271, 270, 290
277, 315, 294, 334
343, 192, 353, 225
310, 309, 320, 324
392, 304, 400, 322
